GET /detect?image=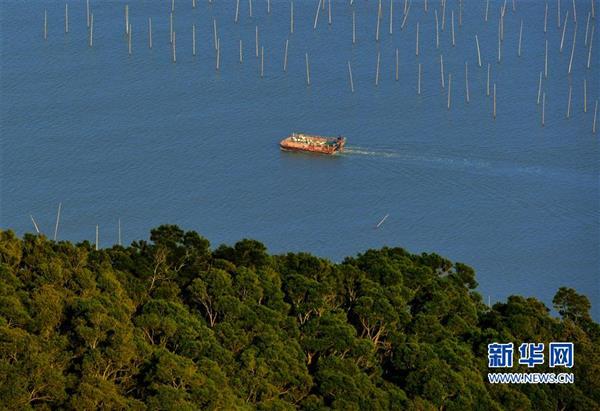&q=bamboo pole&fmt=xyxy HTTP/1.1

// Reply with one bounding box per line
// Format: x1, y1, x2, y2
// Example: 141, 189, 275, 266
148, 18, 152, 49
545, 2, 548, 33
593, 100, 598, 133
435, 9, 439, 48
291, 1, 294, 33
260, 46, 264, 78
584, 78, 587, 112
389, 0, 393, 35
376, 214, 389, 228
476, 35, 482, 66
558, 0, 561, 27
192, 24, 196, 56
447, 73, 452, 109
65, 3, 69, 33
485, 0, 490, 22
95, 225, 99, 251
305, 53, 310, 86
542, 92, 546, 126
451, 10, 455, 47
560, 11, 569, 52
518, 19, 523, 56
126, 5, 129, 35
441, 54, 445, 88
568, 27, 576, 74
441, 0, 446, 31
30, 215, 41, 234
585, 11, 591, 45
53, 203, 61, 241
283, 39, 288, 71
348, 61, 355, 92
572, 0, 577, 23
493, 82, 497, 119
418, 63, 421, 95
396, 48, 399, 81
587, 25, 594, 68
173, 32, 177, 63
240, 39, 243, 63
416, 22, 420, 56
213, 19, 217, 50
545, 40, 548, 78
314, 0, 321, 30
537, 71, 543, 104
170, 13, 174, 44
89, 13, 94, 47
216, 37, 220, 70
118, 219, 122, 246
249, 0, 253, 17
376, 0, 381, 41
328, 0, 331, 25
567, 85, 572, 117
465, 61, 470, 103
87, 0, 90, 28
375, 51, 380, 86
487, 63, 490, 96
44, 10, 47, 40
235, 0, 240, 23
128, 24, 132, 55
352, 11, 356, 44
